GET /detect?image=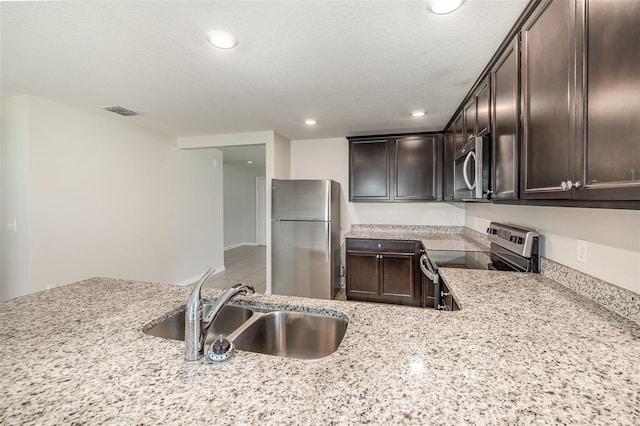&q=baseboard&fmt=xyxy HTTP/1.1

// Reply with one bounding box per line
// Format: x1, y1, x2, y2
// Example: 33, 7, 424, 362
224, 242, 258, 250
173, 266, 225, 286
